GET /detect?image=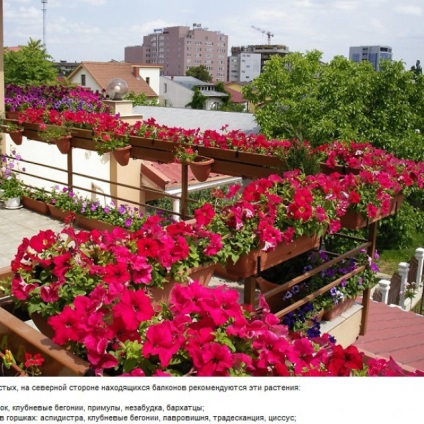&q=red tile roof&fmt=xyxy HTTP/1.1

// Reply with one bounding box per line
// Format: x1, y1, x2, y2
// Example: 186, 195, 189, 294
224, 86, 246, 104
141, 160, 230, 189
69, 62, 157, 98
354, 299, 424, 372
